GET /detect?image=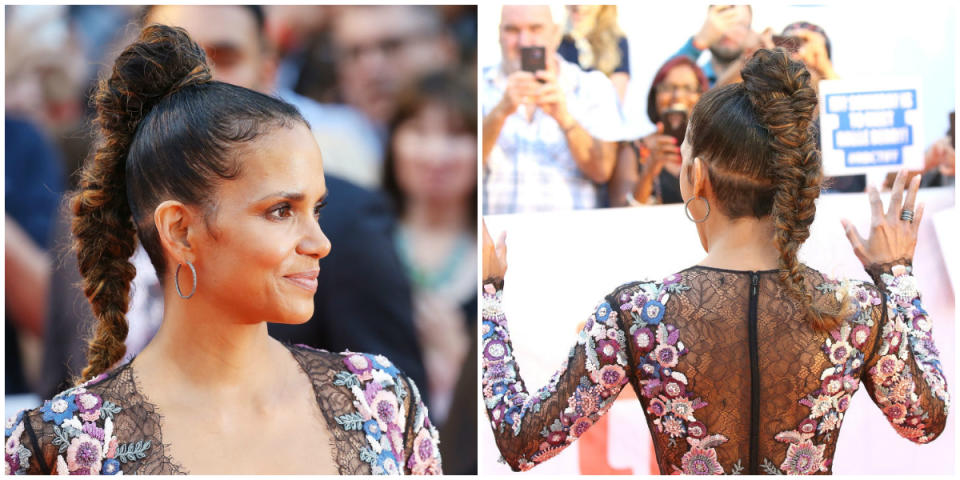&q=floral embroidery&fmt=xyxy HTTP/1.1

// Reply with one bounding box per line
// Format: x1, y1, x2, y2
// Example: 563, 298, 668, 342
336, 352, 441, 475
620, 278, 725, 474
480, 283, 630, 471
4, 370, 155, 475
866, 265, 950, 444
